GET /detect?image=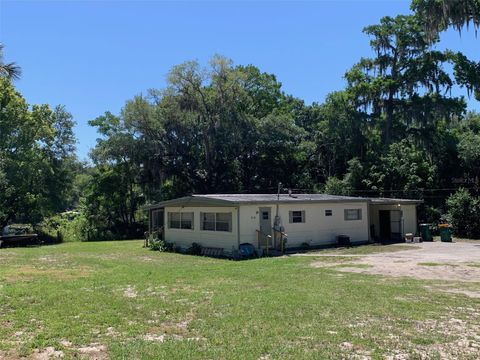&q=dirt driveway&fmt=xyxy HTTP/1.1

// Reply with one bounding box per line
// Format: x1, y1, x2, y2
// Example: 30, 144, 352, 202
312, 242, 480, 282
